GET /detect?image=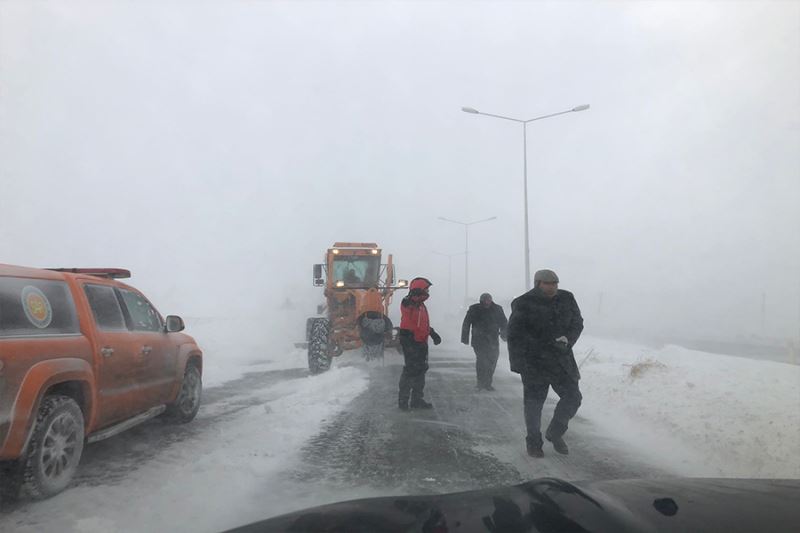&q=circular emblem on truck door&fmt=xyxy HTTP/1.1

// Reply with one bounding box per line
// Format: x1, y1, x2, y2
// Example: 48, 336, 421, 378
21, 285, 53, 329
